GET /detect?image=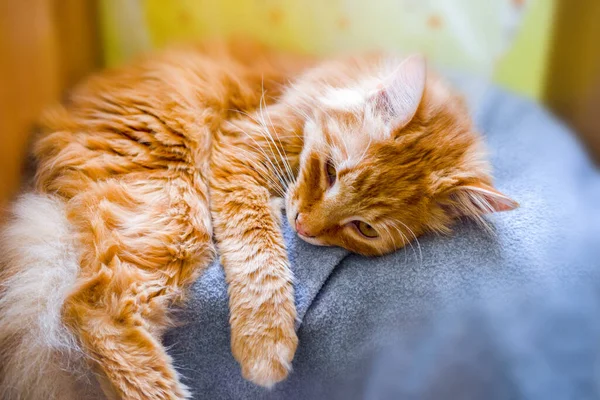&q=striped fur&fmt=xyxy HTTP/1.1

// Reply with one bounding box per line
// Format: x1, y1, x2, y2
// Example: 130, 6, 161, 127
0, 41, 516, 399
